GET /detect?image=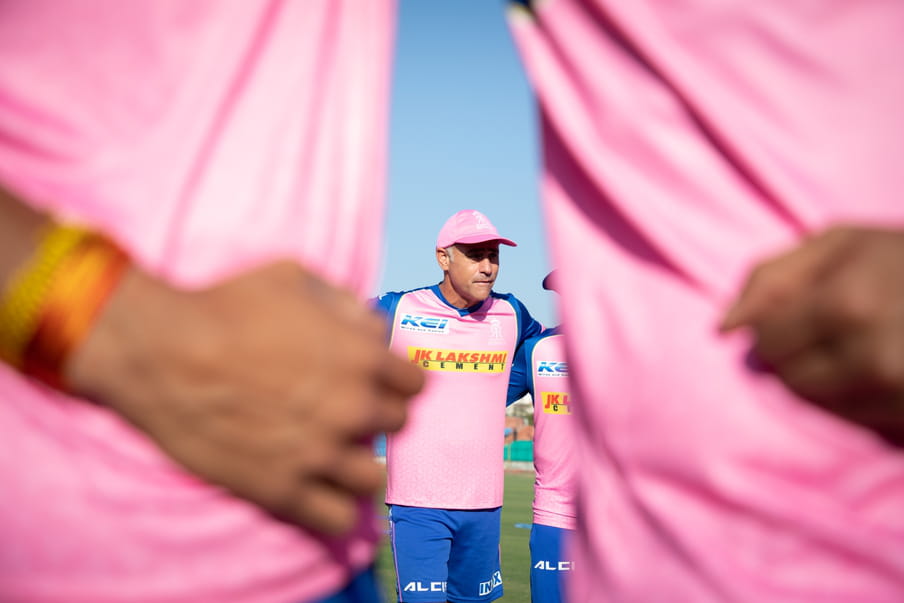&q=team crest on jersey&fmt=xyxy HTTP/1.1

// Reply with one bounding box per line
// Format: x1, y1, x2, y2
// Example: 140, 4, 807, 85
487, 317, 505, 344
541, 391, 571, 415
399, 314, 451, 334
408, 347, 507, 373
